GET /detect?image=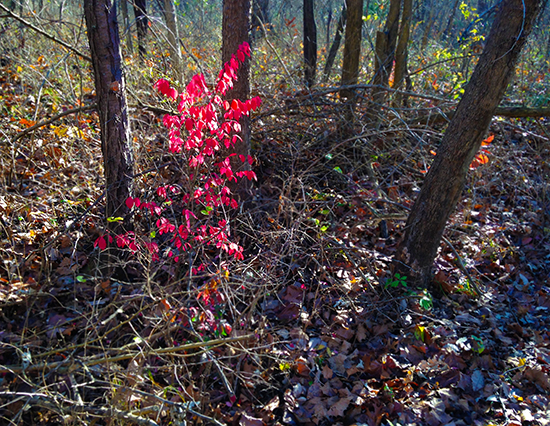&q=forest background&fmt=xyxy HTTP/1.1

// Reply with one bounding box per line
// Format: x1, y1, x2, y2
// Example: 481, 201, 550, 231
0, 0, 549, 425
